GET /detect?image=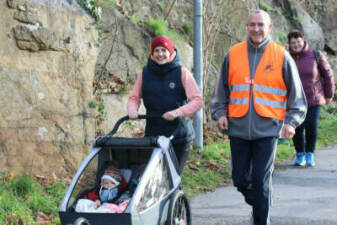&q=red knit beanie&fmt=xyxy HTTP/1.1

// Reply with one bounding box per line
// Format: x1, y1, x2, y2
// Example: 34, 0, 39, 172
151, 36, 174, 55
